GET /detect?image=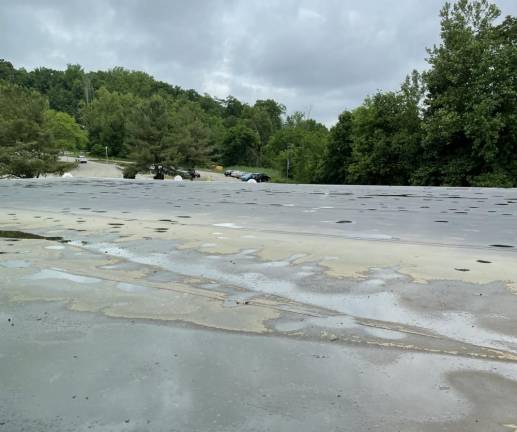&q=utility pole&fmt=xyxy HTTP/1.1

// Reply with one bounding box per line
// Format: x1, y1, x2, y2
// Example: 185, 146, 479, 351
286, 144, 293, 179
105, 146, 108, 163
